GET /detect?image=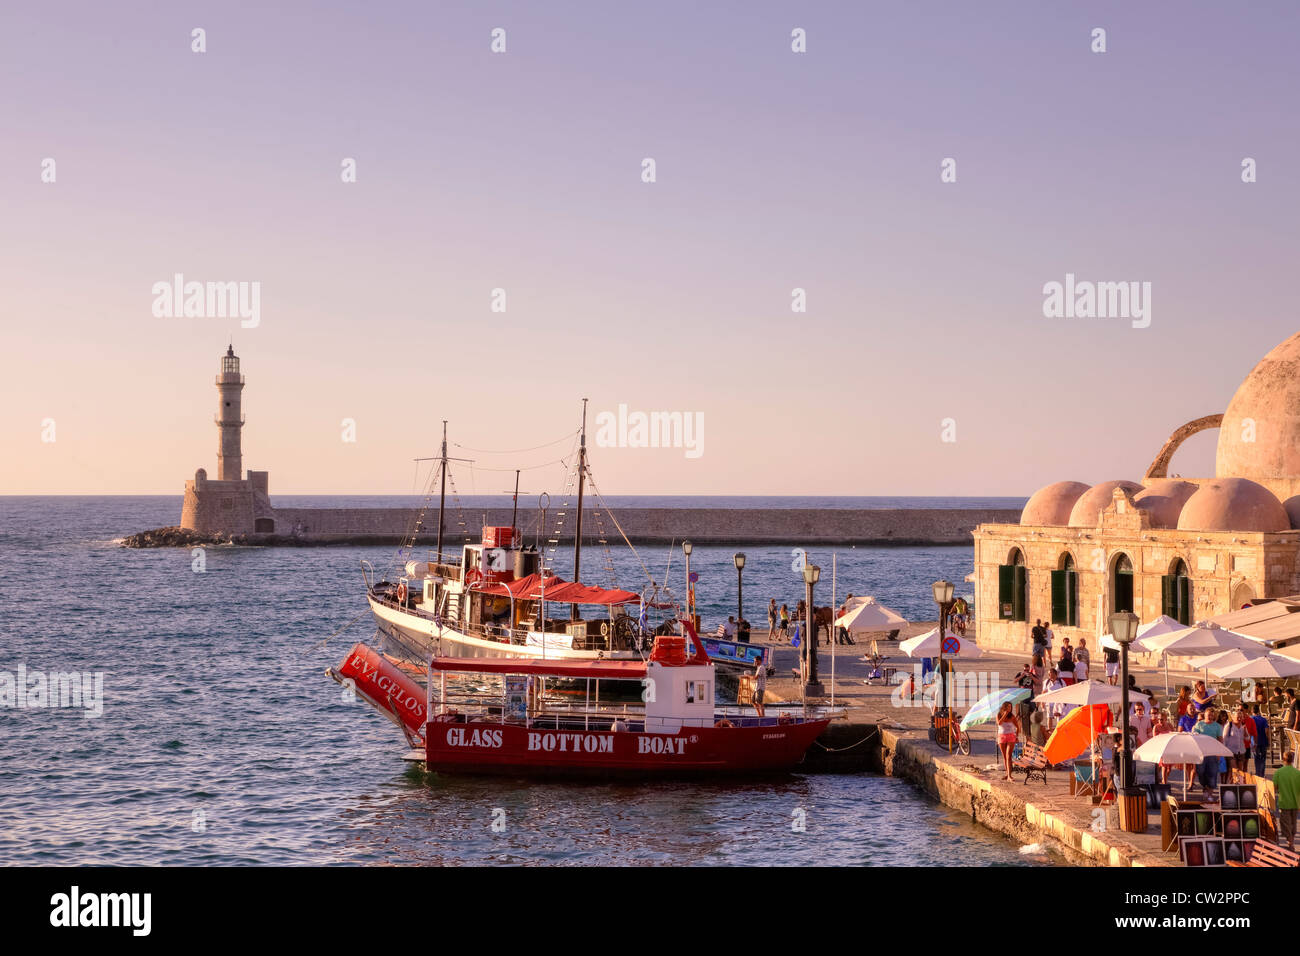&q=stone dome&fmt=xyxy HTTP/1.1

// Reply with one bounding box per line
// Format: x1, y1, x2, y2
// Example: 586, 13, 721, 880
1176, 478, 1290, 532
1021, 481, 1091, 526
1132, 479, 1199, 529
1067, 480, 1144, 528
1217, 331, 1300, 481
